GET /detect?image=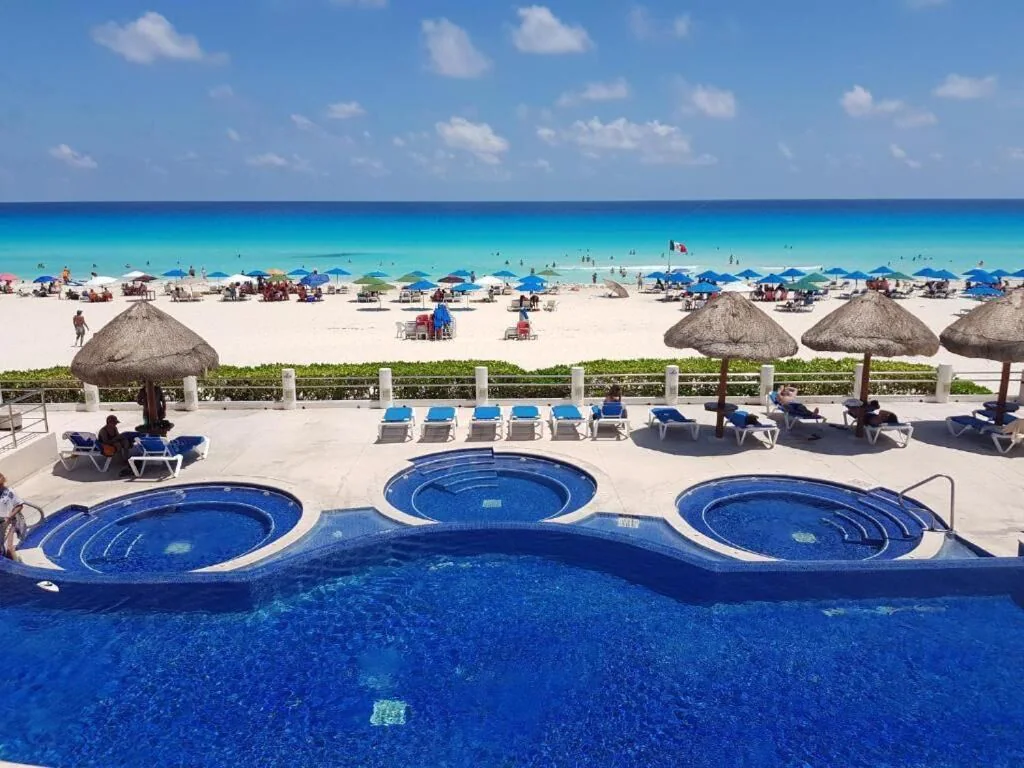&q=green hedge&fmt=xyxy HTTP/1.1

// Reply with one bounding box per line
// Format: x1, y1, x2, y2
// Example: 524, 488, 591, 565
0, 358, 991, 403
